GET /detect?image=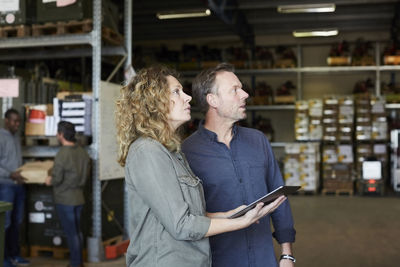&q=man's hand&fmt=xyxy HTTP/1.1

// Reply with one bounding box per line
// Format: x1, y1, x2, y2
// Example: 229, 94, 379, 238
44, 175, 52, 186
280, 259, 295, 267
10, 171, 27, 184
241, 195, 287, 226
224, 205, 247, 218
